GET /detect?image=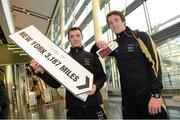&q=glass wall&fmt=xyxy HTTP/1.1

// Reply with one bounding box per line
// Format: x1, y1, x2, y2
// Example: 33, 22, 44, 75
109, 0, 134, 11
146, 0, 180, 33
126, 5, 148, 32
158, 34, 180, 88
